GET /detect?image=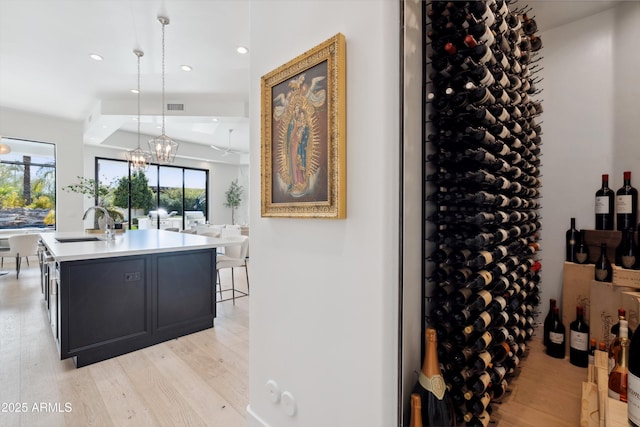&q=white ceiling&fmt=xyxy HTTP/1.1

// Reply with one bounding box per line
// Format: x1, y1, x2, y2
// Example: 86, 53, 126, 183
0, 0, 251, 157
0, 0, 622, 159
